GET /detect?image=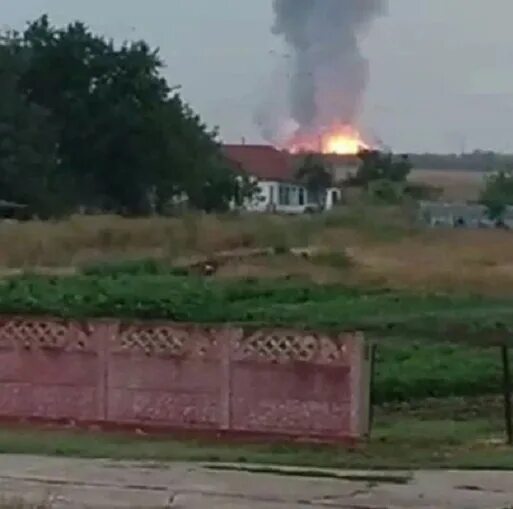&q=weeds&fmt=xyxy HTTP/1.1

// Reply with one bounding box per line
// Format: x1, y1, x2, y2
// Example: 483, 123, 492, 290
1, 211, 513, 295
